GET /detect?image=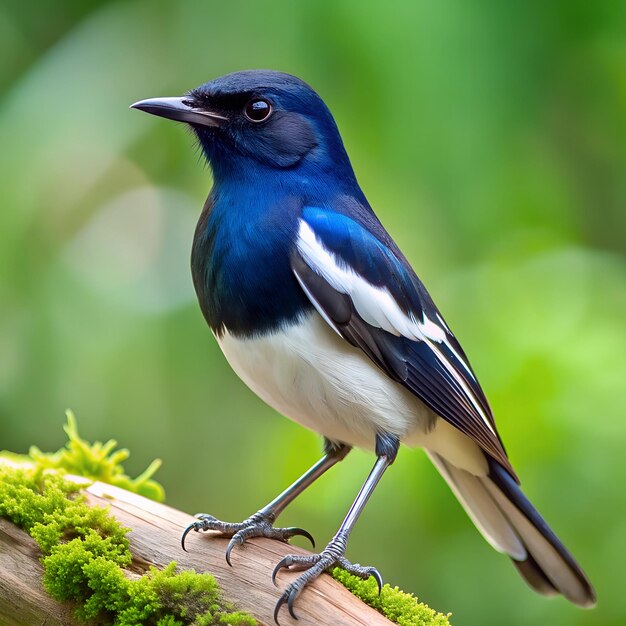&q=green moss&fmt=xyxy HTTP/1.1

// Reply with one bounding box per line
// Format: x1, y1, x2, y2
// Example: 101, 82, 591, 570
7, 410, 166, 501
0, 464, 256, 625
1, 415, 448, 625
332, 568, 452, 626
